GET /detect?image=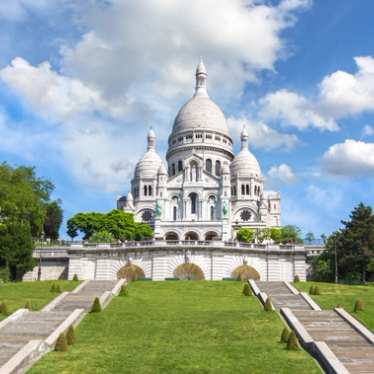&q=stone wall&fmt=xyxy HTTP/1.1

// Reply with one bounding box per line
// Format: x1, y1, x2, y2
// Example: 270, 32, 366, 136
23, 259, 68, 281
